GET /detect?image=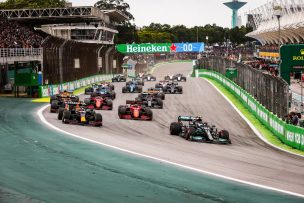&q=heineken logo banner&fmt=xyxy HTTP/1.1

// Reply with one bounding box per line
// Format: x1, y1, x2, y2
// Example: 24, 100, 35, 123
116, 43, 204, 54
